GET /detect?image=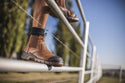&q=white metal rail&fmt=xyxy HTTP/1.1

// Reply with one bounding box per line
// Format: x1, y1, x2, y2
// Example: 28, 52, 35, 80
0, 58, 82, 72
46, 0, 85, 48
0, 0, 102, 83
